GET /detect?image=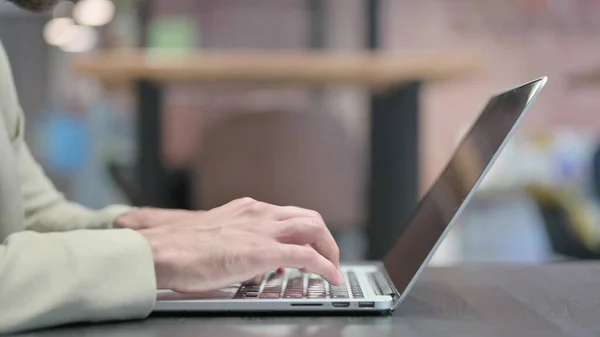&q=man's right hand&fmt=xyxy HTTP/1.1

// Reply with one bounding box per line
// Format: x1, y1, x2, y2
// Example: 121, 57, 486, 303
138, 197, 343, 293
